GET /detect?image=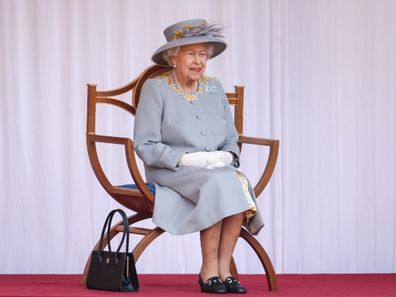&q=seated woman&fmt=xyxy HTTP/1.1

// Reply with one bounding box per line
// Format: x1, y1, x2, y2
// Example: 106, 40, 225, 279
134, 19, 264, 294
